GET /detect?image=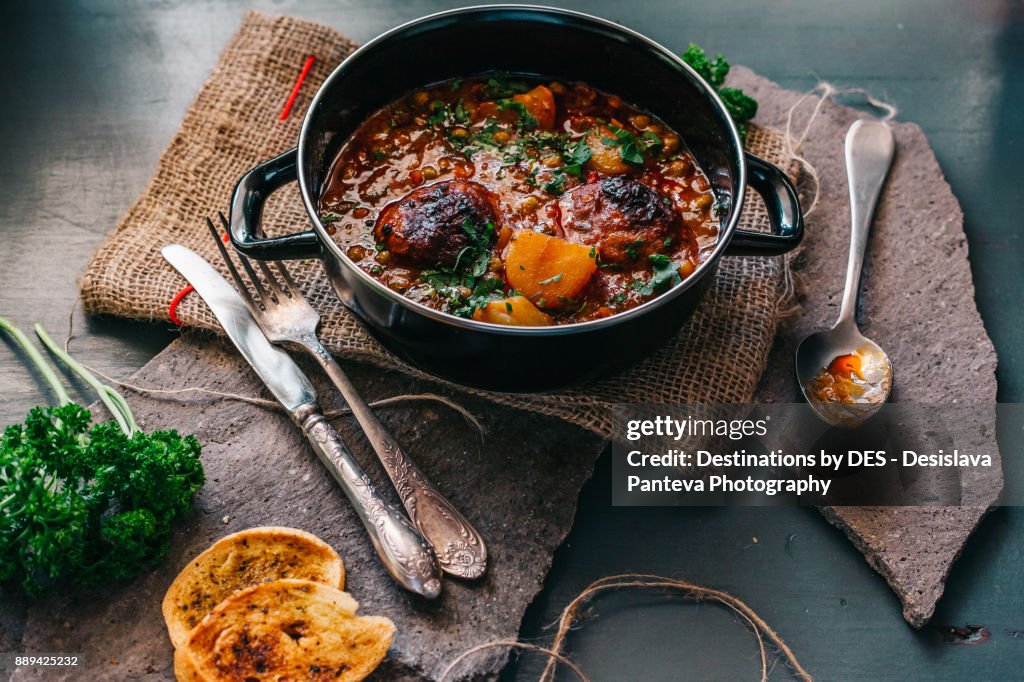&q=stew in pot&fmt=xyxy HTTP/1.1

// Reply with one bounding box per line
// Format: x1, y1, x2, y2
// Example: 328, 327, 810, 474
318, 74, 720, 326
